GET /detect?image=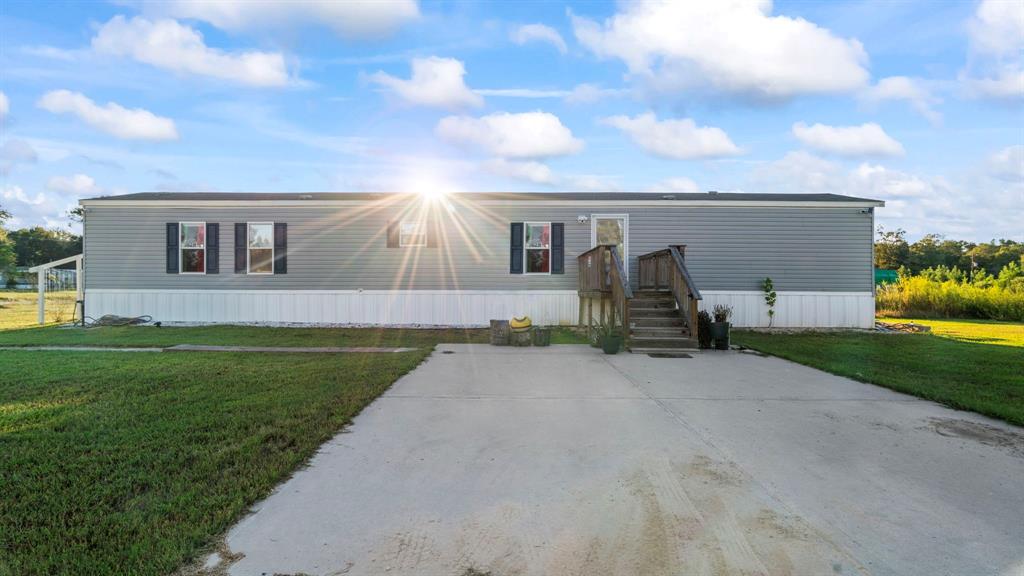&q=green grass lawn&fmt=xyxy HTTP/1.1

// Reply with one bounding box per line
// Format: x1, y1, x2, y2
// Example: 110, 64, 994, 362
733, 318, 1024, 427
0, 325, 585, 575
879, 317, 1024, 347
0, 323, 586, 347
0, 290, 78, 330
